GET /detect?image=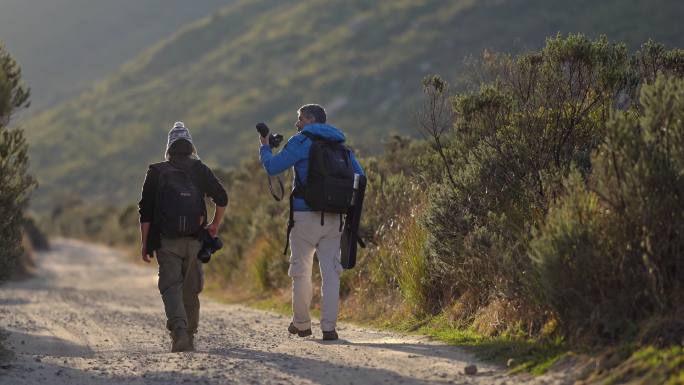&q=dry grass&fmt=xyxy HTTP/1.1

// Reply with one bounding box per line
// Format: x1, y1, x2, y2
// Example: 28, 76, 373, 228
472, 299, 520, 336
